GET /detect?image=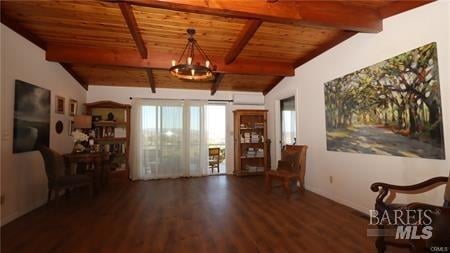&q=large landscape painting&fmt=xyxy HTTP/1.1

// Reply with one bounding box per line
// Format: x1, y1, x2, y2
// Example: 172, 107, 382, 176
13, 80, 50, 153
324, 42, 445, 159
